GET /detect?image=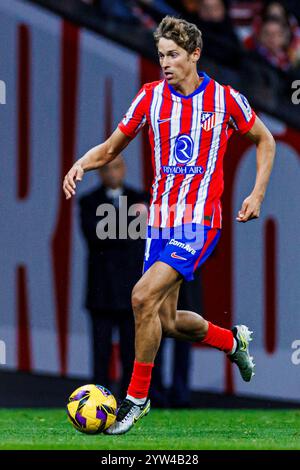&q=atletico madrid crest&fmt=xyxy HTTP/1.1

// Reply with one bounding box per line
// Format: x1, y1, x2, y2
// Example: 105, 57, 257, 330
201, 112, 220, 131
